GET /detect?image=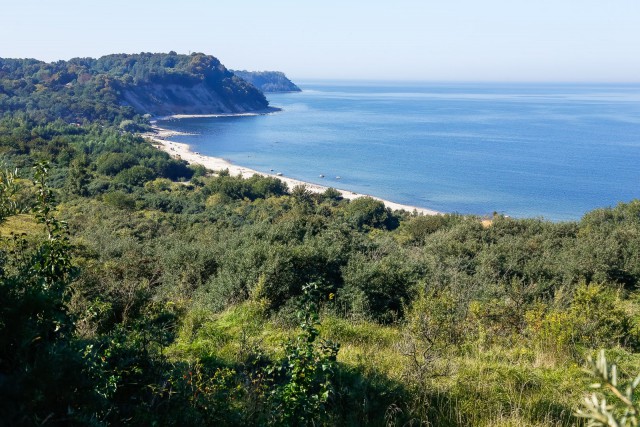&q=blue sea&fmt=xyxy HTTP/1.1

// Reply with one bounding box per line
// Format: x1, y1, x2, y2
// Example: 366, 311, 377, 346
158, 81, 640, 221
